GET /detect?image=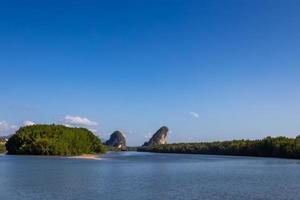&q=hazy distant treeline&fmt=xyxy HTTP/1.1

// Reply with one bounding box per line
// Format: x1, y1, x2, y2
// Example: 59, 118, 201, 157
138, 136, 300, 159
